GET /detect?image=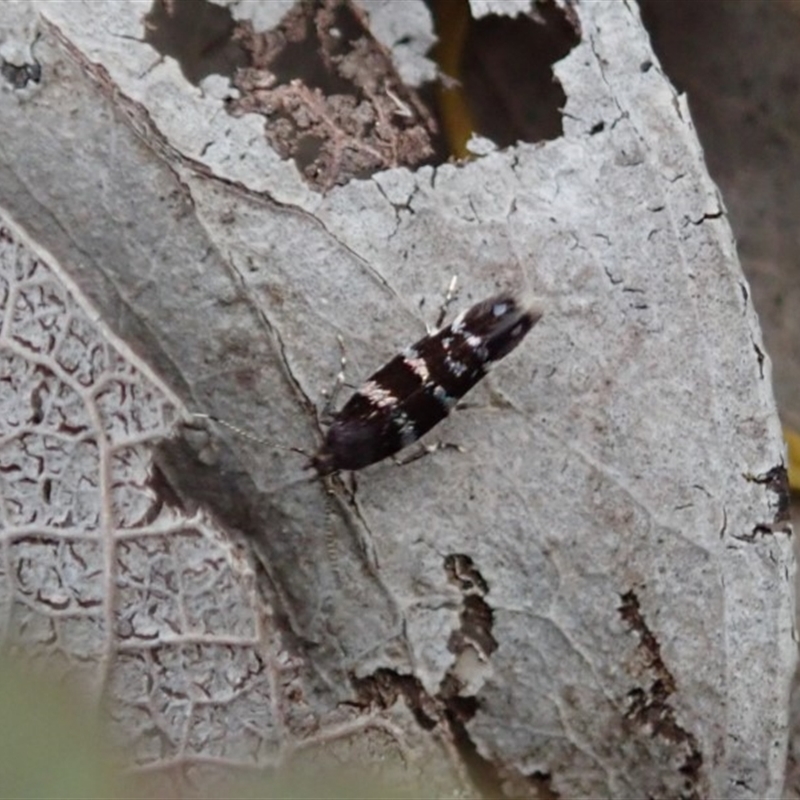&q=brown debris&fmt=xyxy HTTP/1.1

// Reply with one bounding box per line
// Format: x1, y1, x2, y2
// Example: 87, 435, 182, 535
229, 0, 438, 190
